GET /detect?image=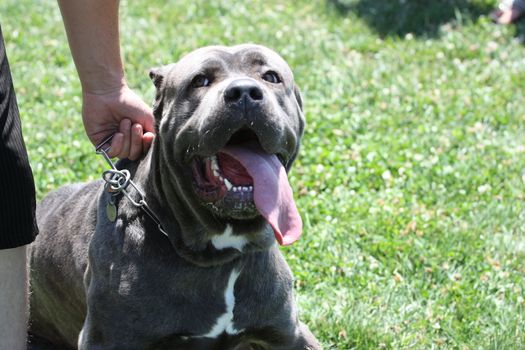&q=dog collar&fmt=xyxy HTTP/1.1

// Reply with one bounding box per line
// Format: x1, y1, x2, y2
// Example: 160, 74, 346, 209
96, 135, 170, 238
